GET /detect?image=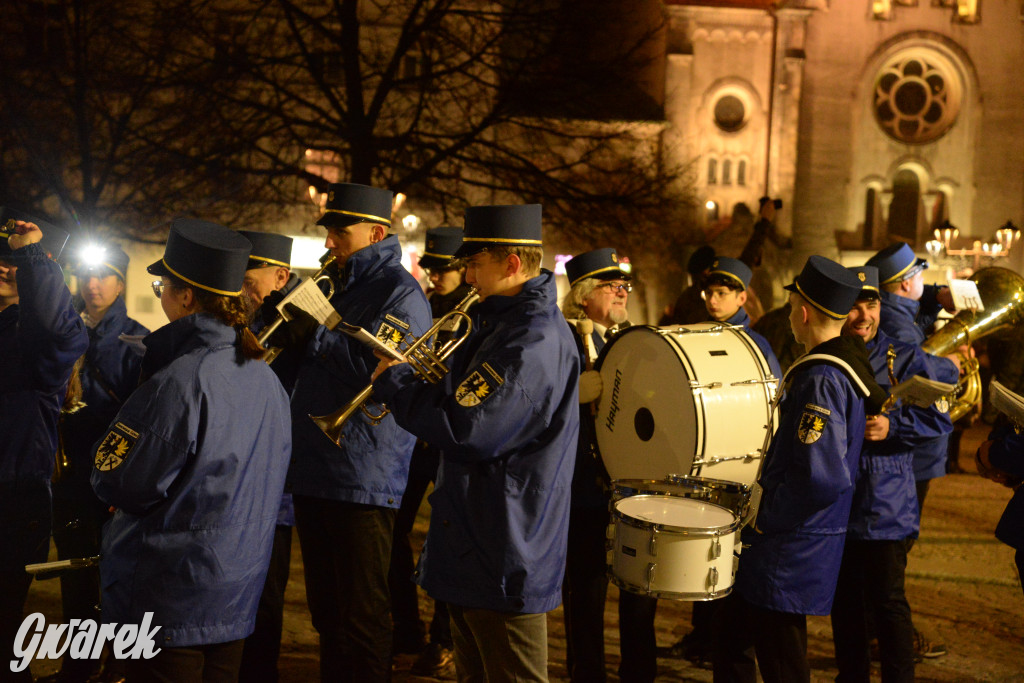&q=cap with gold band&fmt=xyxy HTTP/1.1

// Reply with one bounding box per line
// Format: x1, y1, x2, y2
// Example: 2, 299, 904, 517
419, 226, 464, 270
706, 256, 752, 290
148, 219, 252, 296
565, 248, 629, 288
784, 255, 863, 321
454, 204, 543, 258
316, 183, 393, 230
0, 206, 69, 260
76, 244, 130, 282
865, 242, 928, 285
848, 265, 880, 300
238, 230, 293, 270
